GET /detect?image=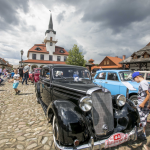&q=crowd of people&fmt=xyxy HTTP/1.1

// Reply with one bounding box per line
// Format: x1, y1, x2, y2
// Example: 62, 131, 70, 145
0, 64, 31, 94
